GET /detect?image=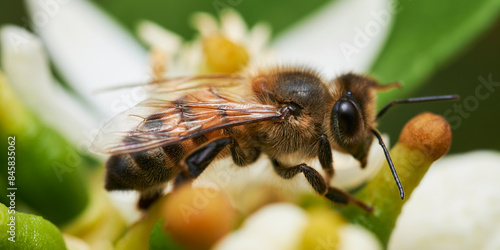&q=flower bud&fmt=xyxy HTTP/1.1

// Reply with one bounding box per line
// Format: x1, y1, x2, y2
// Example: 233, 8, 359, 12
161, 185, 236, 249
340, 113, 452, 246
